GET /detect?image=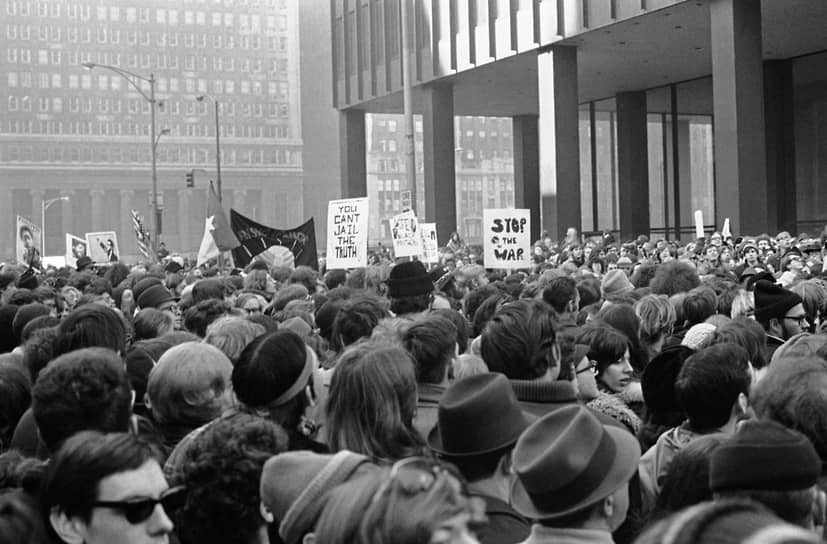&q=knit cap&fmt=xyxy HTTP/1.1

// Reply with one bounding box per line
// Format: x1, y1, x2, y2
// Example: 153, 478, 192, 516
710, 419, 820, 492
601, 269, 634, 298
641, 345, 694, 414
680, 323, 717, 350
753, 280, 803, 323
260, 450, 373, 544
